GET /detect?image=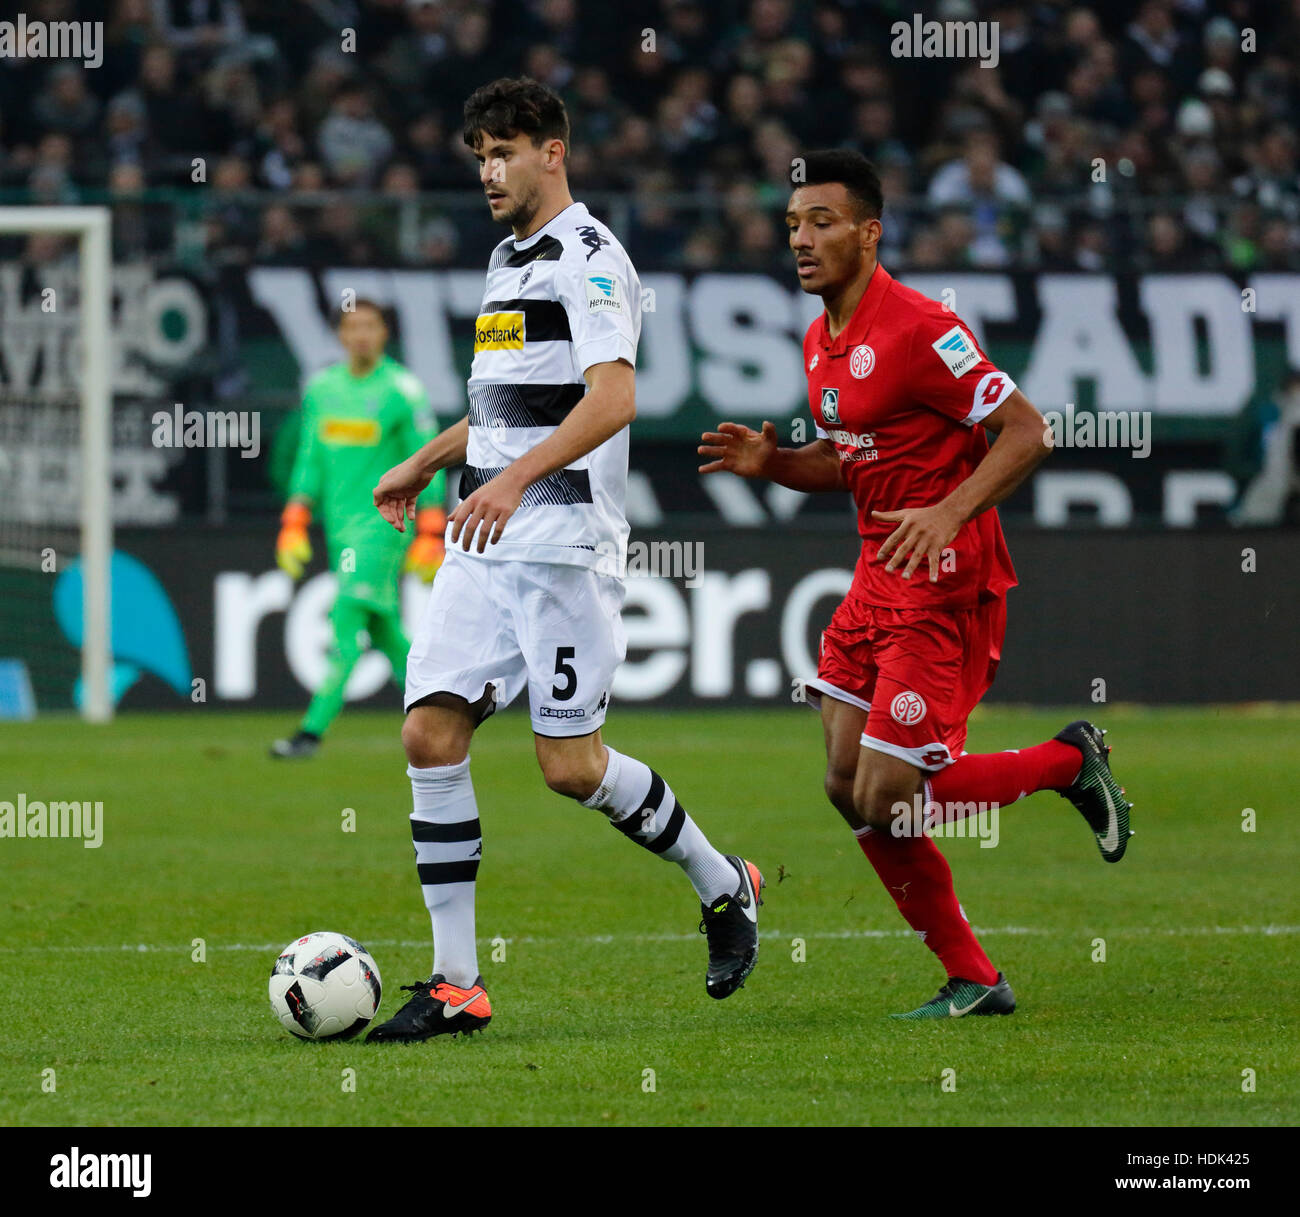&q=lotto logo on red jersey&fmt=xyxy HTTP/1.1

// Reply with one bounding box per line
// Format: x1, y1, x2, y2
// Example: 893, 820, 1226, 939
849, 344, 875, 379
973, 370, 1014, 414
890, 691, 927, 725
